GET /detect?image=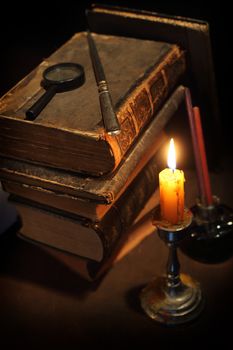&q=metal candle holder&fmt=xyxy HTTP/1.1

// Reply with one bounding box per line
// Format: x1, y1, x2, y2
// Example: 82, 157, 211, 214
140, 208, 204, 325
